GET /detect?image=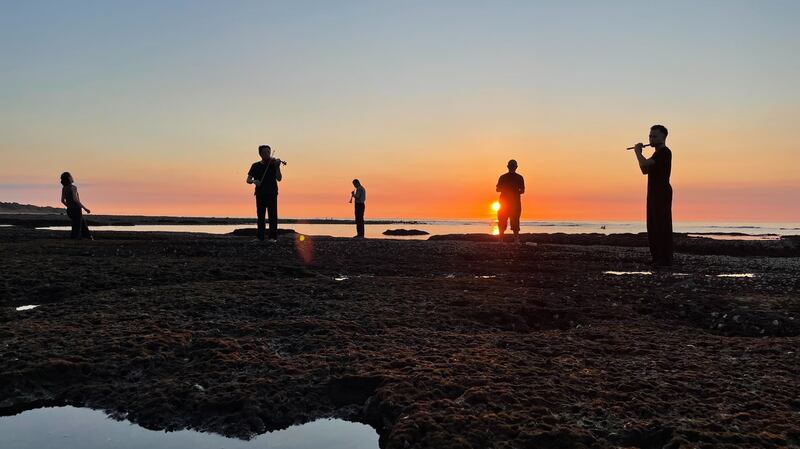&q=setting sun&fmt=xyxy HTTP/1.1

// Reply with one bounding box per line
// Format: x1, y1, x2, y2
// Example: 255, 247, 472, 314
491, 201, 501, 212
